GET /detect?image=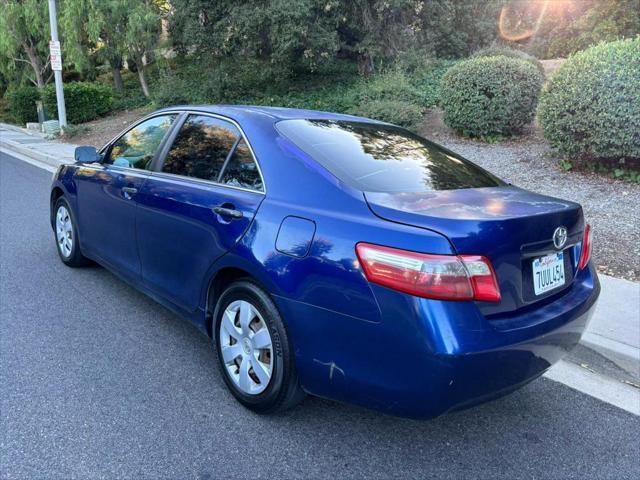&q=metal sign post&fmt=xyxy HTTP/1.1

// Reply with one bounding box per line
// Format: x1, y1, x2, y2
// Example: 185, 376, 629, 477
47, 0, 67, 129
